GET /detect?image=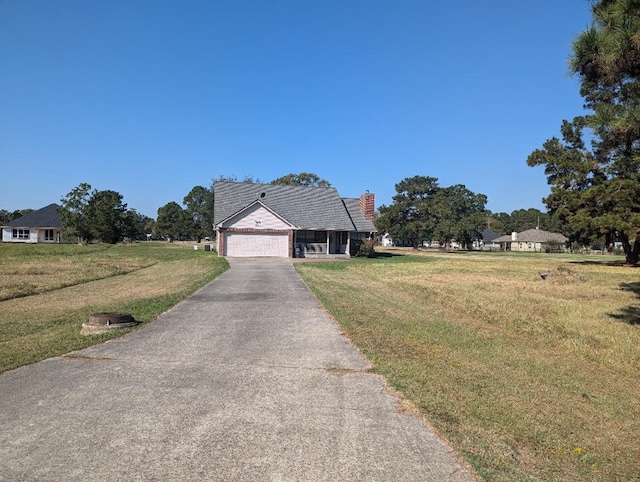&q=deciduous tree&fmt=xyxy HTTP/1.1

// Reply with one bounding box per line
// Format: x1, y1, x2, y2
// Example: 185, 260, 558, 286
123, 210, 152, 241
60, 183, 142, 244
155, 202, 190, 240
376, 176, 440, 248
376, 176, 487, 249
85, 190, 128, 244
59, 183, 94, 243
183, 185, 213, 240
0, 209, 33, 223
271, 172, 331, 187
431, 185, 487, 249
